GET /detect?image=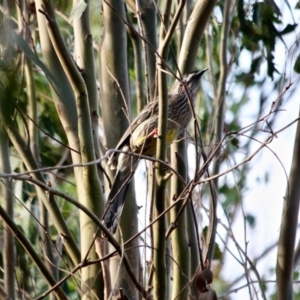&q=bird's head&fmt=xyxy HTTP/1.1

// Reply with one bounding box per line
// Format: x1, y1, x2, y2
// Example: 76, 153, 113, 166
173, 68, 208, 97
